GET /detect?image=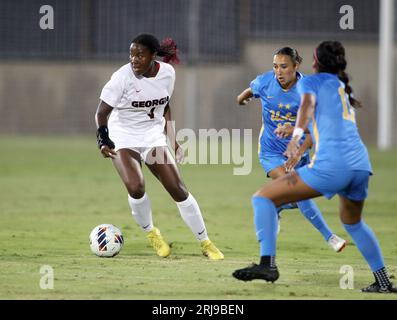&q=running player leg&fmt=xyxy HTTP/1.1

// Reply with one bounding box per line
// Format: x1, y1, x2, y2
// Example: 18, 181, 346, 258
339, 195, 397, 293
268, 166, 296, 235
233, 171, 321, 282
145, 147, 224, 260
112, 149, 149, 229
112, 148, 170, 257
270, 166, 345, 250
